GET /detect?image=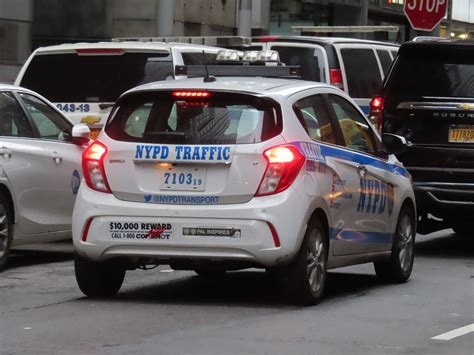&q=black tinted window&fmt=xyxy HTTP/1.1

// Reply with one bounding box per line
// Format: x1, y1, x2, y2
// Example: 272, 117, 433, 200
0, 92, 34, 138
20, 52, 172, 103
340, 48, 382, 98
271, 46, 324, 82
387, 46, 474, 98
377, 50, 392, 77
106, 92, 282, 144
293, 95, 336, 144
